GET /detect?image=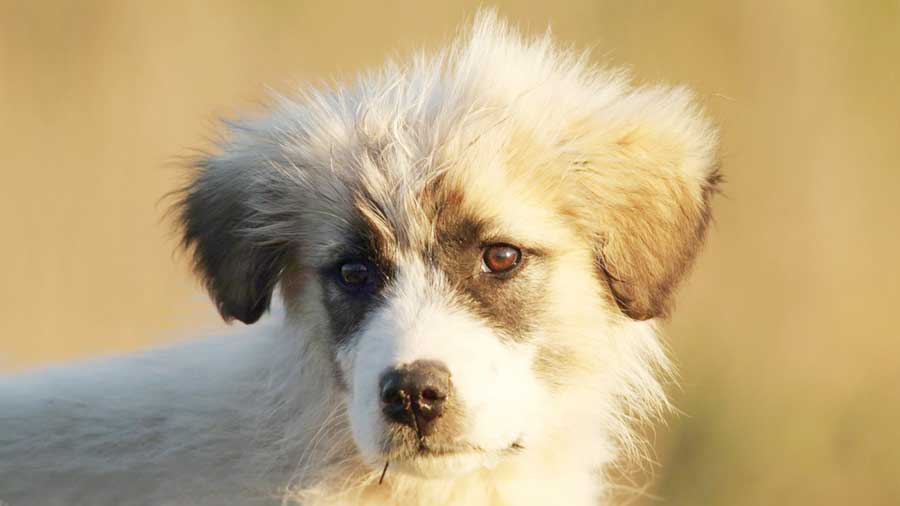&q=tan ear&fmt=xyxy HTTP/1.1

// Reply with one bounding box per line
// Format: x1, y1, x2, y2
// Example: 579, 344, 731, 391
566, 85, 721, 320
